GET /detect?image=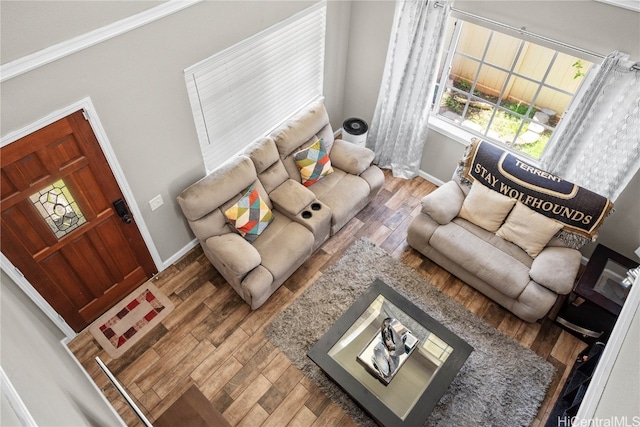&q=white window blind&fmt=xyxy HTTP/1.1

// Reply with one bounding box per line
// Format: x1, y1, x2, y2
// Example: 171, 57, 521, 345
185, 1, 326, 172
